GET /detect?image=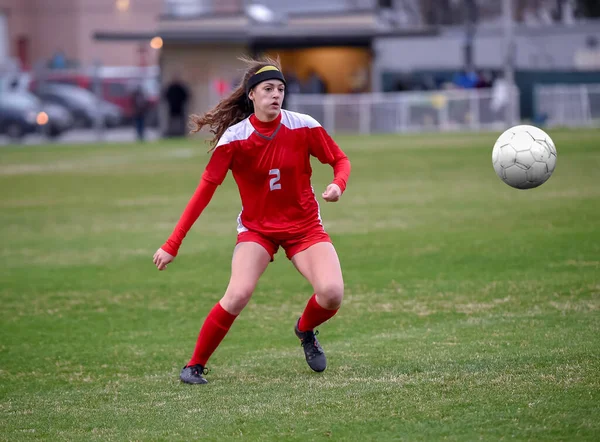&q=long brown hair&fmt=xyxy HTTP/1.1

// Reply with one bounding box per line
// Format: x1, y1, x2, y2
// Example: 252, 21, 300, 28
189, 55, 282, 149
